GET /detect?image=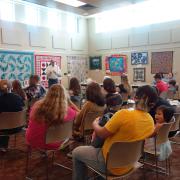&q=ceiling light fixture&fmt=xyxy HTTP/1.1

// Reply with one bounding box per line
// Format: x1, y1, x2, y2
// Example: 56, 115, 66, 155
54, 0, 86, 7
